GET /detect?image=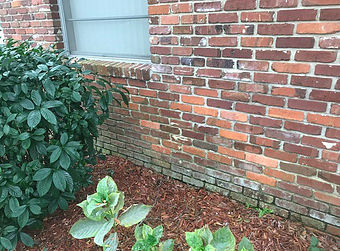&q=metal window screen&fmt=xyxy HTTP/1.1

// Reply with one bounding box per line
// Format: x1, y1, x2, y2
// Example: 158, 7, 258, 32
59, 0, 150, 60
